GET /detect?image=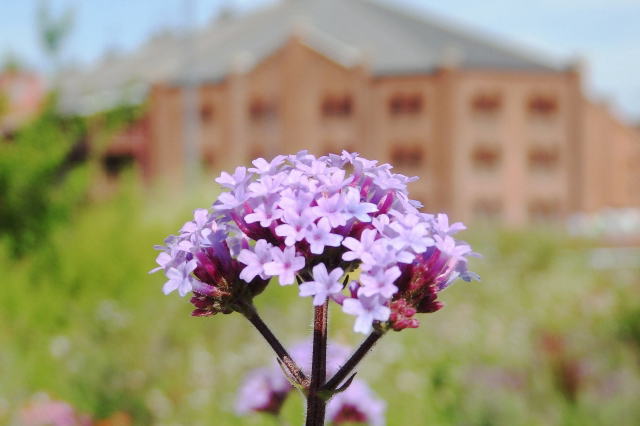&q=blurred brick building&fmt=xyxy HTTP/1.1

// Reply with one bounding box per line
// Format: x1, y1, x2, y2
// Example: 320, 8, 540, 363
0, 70, 44, 133
59, 0, 640, 225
